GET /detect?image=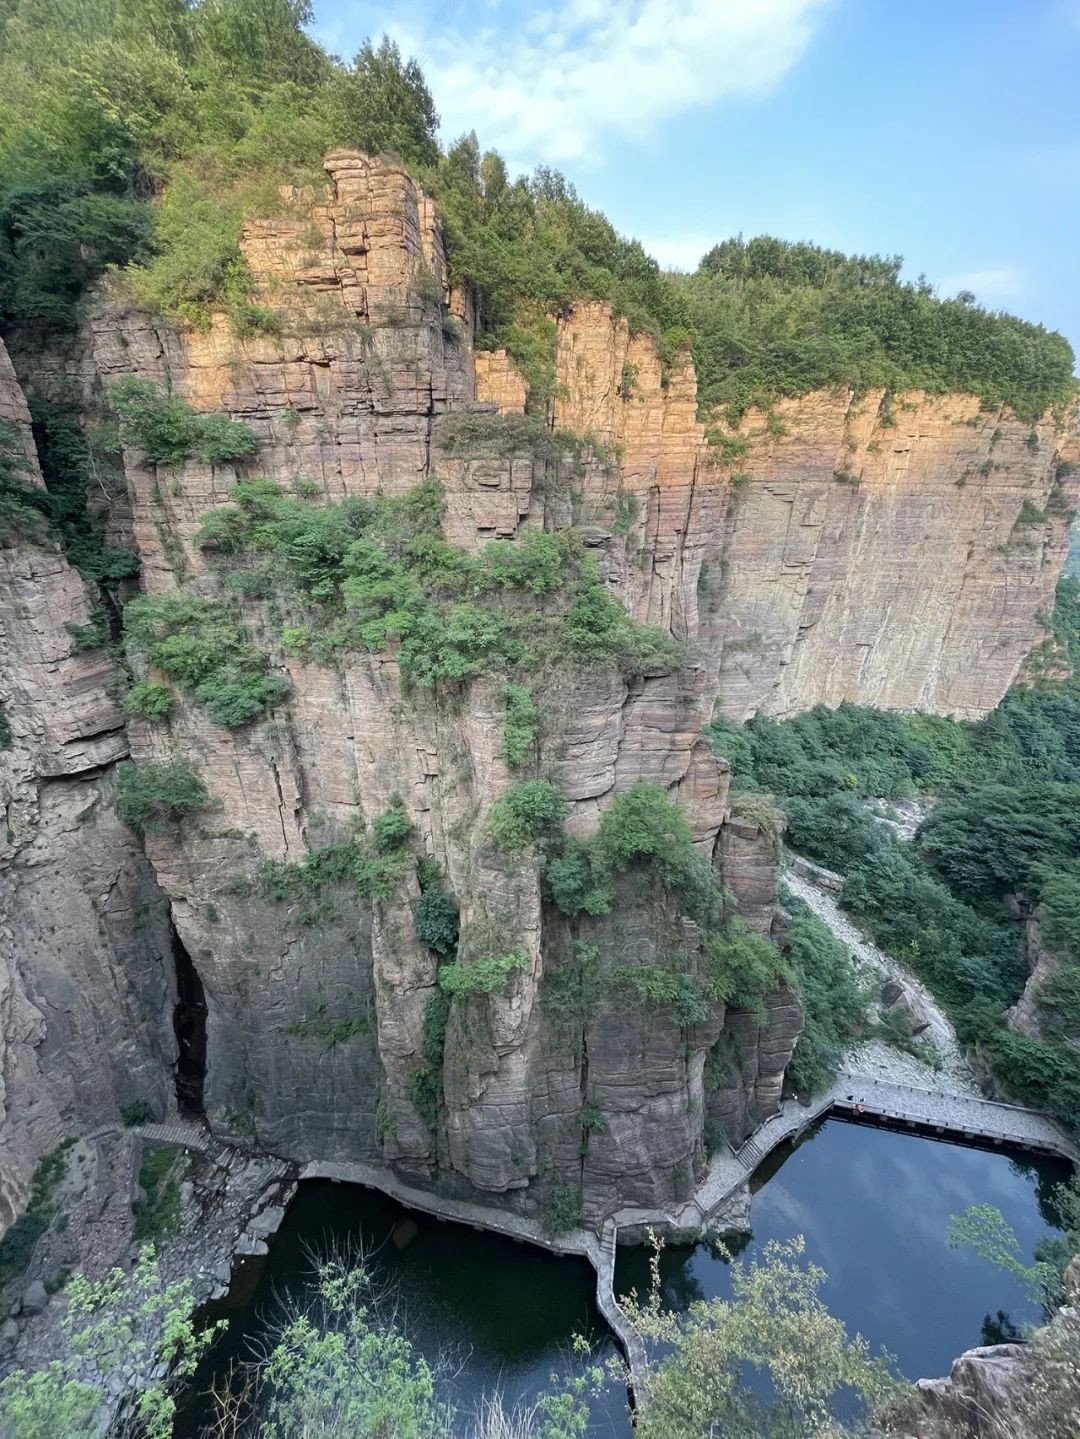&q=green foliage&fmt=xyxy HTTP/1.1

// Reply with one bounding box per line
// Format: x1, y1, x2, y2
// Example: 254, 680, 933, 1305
119, 1100, 155, 1127
324, 36, 438, 167
609, 965, 710, 1026
132, 1144, 183, 1242
1017, 498, 1048, 526
255, 1259, 449, 1438
283, 1008, 369, 1048
25, 400, 140, 584
543, 940, 603, 1044
413, 888, 460, 957
0, 1142, 72, 1292
409, 988, 451, 1130
0, 419, 52, 547
0, 707, 10, 749
728, 790, 784, 840
704, 919, 794, 1010
65, 614, 108, 651
114, 760, 208, 835
124, 680, 174, 719
369, 793, 413, 853
195, 479, 681, 686
501, 682, 539, 767
111, 377, 256, 465
540, 1176, 584, 1237
546, 782, 719, 927
782, 890, 873, 1094
438, 947, 529, 997
244, 812, 413, 917
627, 1235, 905, 1438
715, 625, 1080, 1128
124, 591, 288, 727
0, 1244, 222, 1439
681, 236, 1075, 423
948, 1201, 1072, 1315
432, 144, 689, 407
0, 0, 1071, 436
489, 779, 569, 852
704, 714, 757, 780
